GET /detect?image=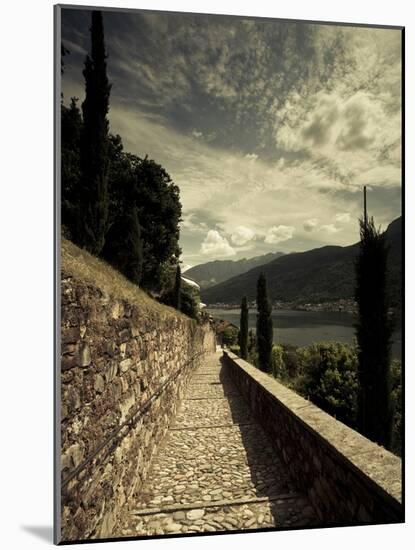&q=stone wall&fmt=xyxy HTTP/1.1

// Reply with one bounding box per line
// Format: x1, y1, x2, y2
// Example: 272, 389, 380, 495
60, 272, 216, 542
223, 351, 403, 526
